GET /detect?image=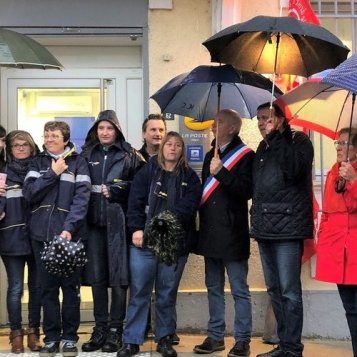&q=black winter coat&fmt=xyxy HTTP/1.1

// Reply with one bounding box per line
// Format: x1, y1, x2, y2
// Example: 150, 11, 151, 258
23, 148, 91, 242
197, 136, 254, 260
250, 126, 314, 241
0, 166, 31, 255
